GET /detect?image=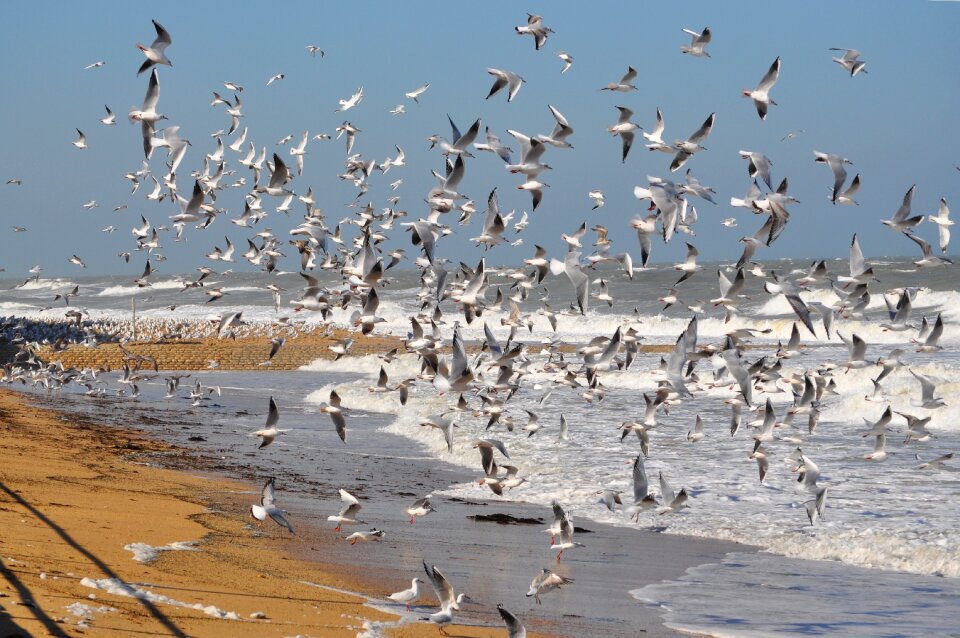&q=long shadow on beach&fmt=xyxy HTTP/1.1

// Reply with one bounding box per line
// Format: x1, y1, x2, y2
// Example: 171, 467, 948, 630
0, 481, 188, 638
0, 557, 63, 638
